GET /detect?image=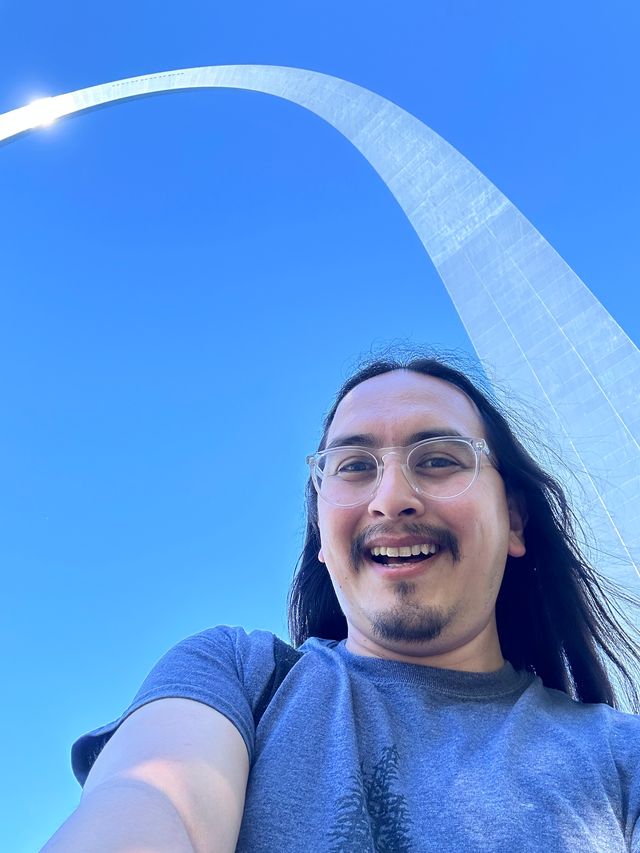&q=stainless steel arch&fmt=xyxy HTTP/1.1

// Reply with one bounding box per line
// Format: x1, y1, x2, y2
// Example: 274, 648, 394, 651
2, 65, 638, 587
